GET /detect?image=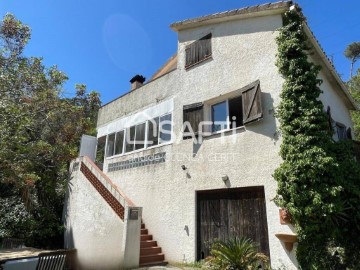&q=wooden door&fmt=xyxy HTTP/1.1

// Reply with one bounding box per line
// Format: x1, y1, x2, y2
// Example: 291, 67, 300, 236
196, 187, 270, 260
